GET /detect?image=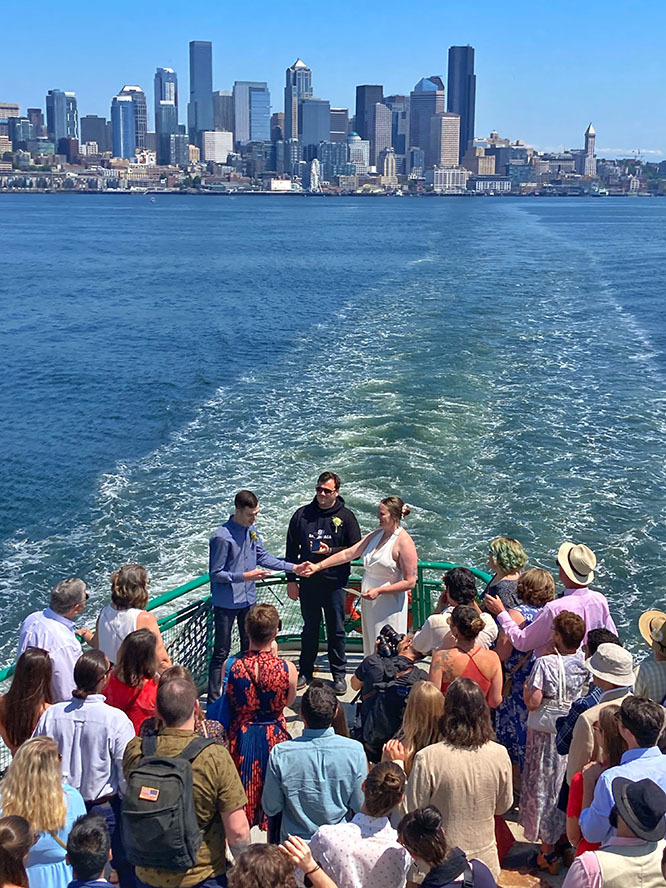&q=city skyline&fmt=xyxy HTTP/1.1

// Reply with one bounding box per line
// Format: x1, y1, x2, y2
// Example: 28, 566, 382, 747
3, 0, 664, 157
